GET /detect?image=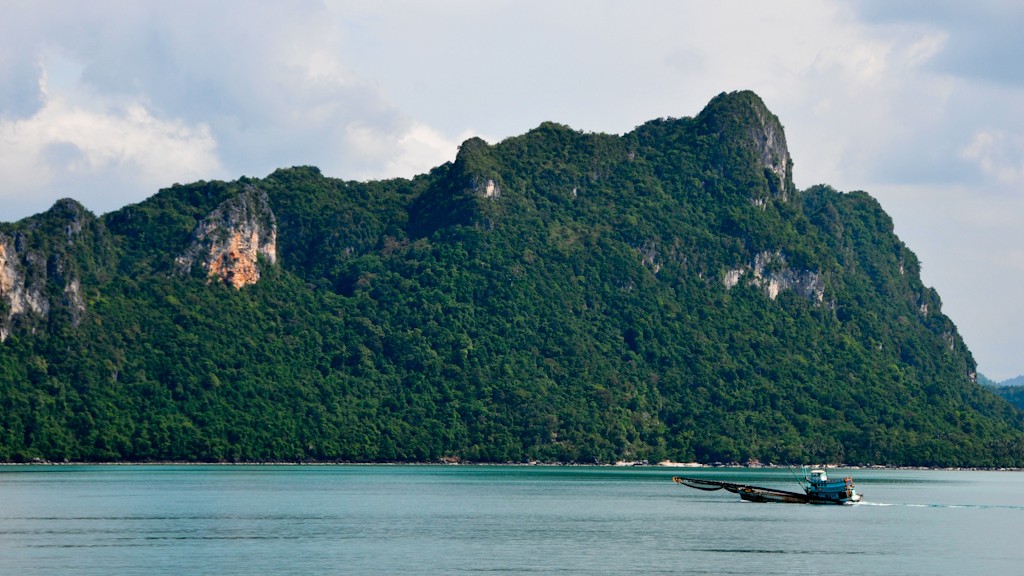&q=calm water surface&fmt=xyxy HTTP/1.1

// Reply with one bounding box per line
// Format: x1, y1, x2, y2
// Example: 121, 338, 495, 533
2, 465, 1022, 575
